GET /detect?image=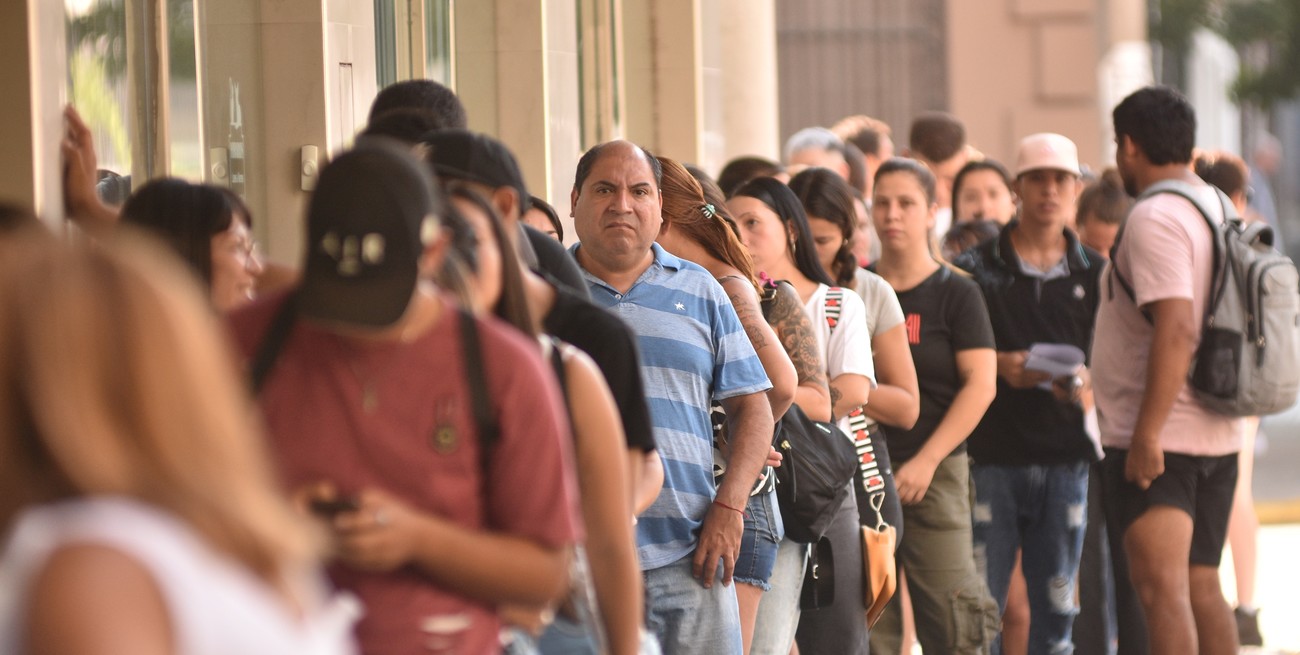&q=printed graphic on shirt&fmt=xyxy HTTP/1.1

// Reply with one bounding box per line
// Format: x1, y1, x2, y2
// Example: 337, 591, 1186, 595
905, 313, 921, 345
